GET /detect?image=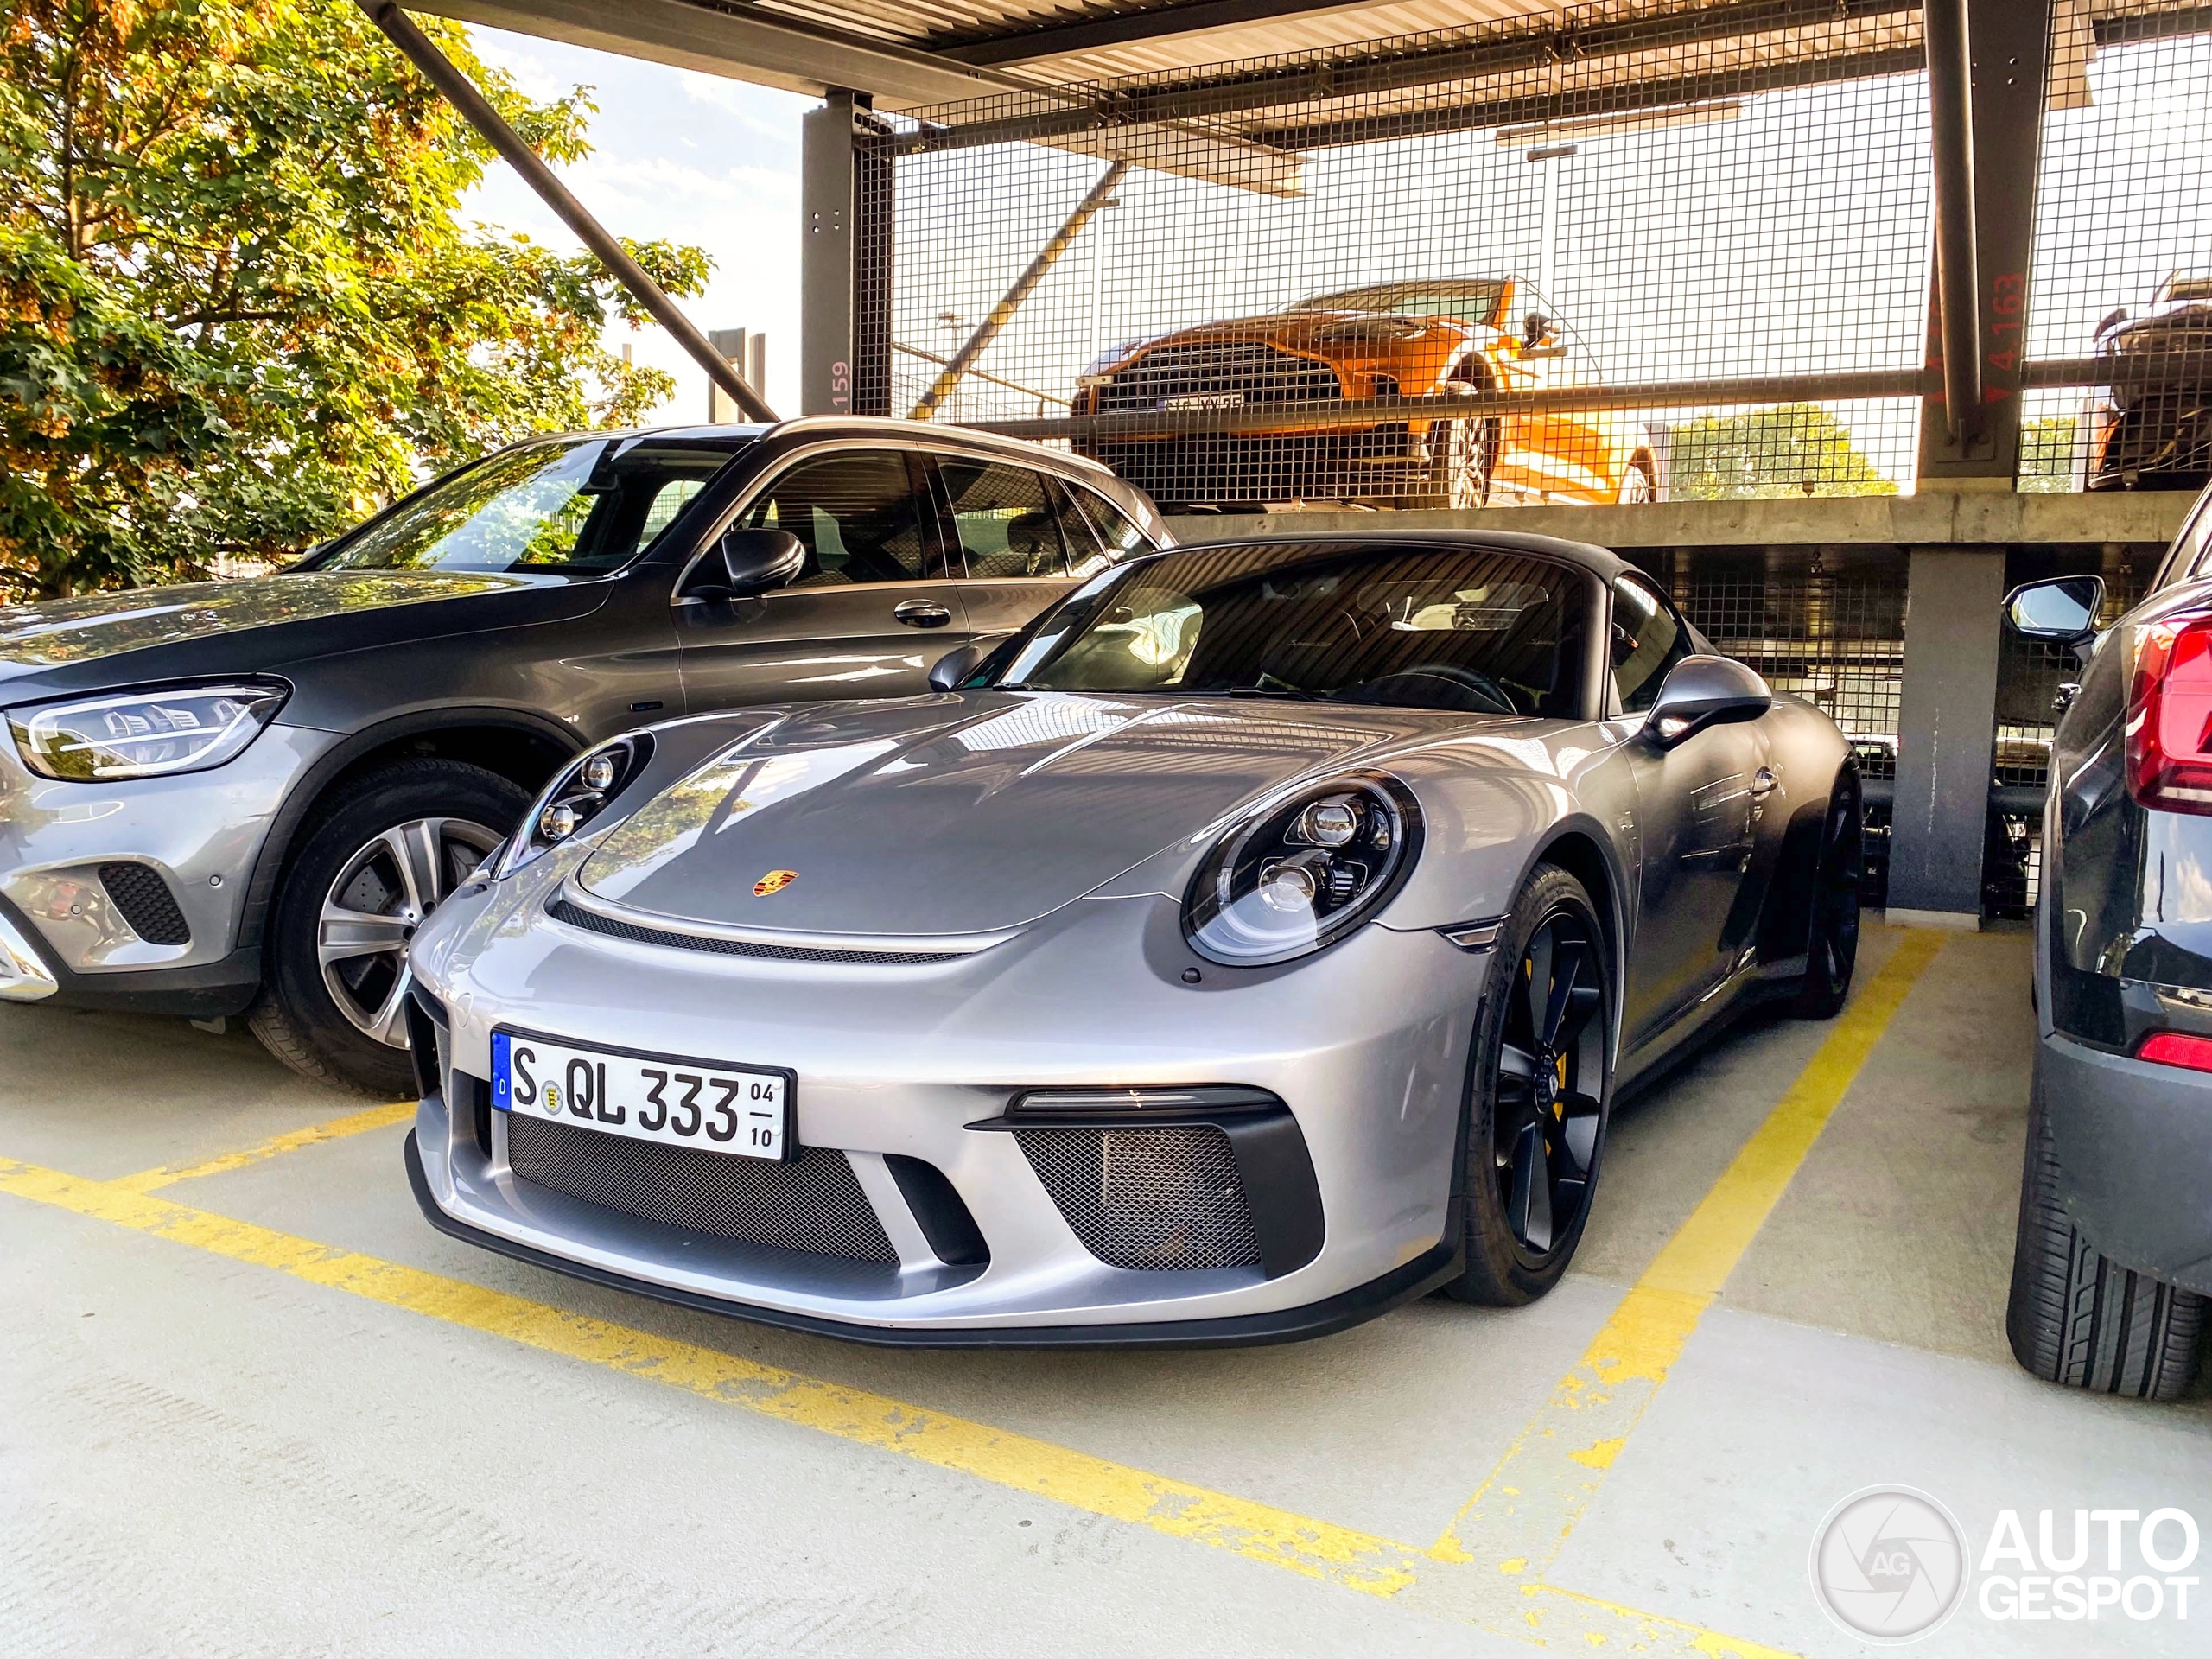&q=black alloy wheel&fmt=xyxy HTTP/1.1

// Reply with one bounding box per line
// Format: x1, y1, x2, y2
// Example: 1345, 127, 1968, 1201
1792, 771, 1864, 1019
1446, 862, 1612, 1306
